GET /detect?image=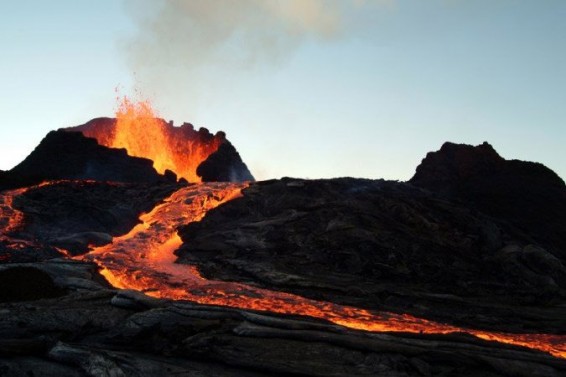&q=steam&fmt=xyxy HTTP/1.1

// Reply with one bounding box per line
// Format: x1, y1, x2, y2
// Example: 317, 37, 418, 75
121, 0, 371, 104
